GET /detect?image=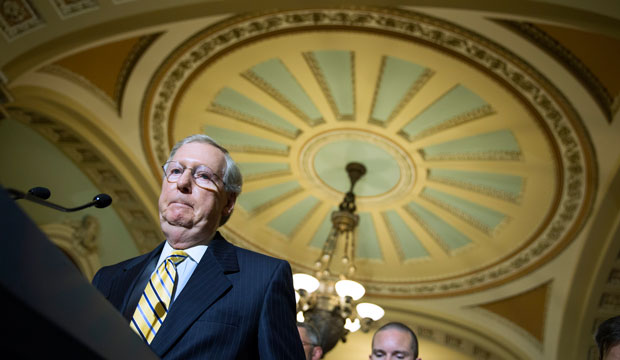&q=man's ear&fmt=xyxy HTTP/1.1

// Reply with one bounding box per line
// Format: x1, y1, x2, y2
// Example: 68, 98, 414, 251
225, 193, 237, 214
219, 193, 237, 225
312, 346, 323, 360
